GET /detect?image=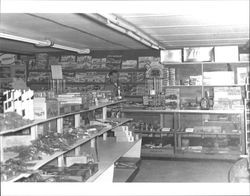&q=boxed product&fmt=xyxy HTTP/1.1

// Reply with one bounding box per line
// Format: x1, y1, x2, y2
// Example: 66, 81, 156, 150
160, 49, 182, 63
33, 98, 59, 120
237, 67, 248, 85
239, 53, 250, 61
213, 87, 243, 110
183, 47, 213, 62
189, 75, 202, 86
203, 71, 234, 85
65, 156, 88, 167
214, 46, 239, 62
214, 87, 242, 100
76, 55, 92, 69
194, 126, 222, 133
165, 88, 180, 109
121, 60, 137, 69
